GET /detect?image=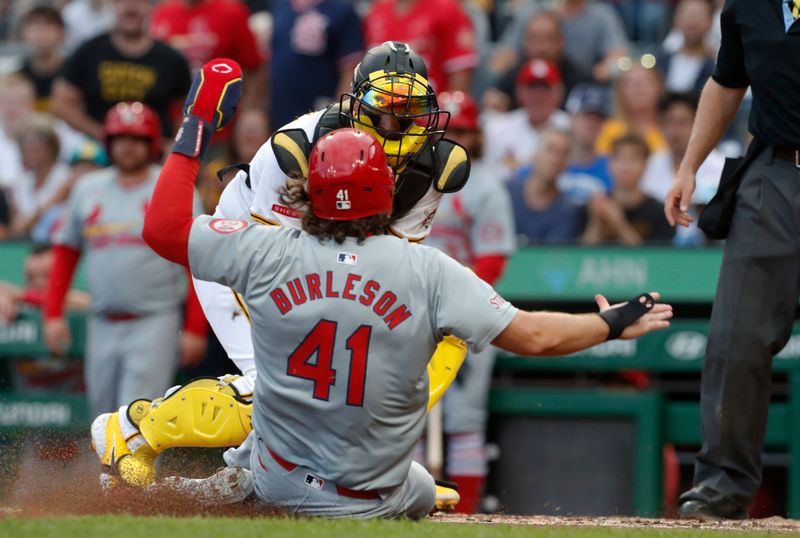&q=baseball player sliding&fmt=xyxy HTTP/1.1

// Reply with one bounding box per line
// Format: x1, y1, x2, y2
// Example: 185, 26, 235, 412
89, 42, 474, 498
134, 58, 672, 518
